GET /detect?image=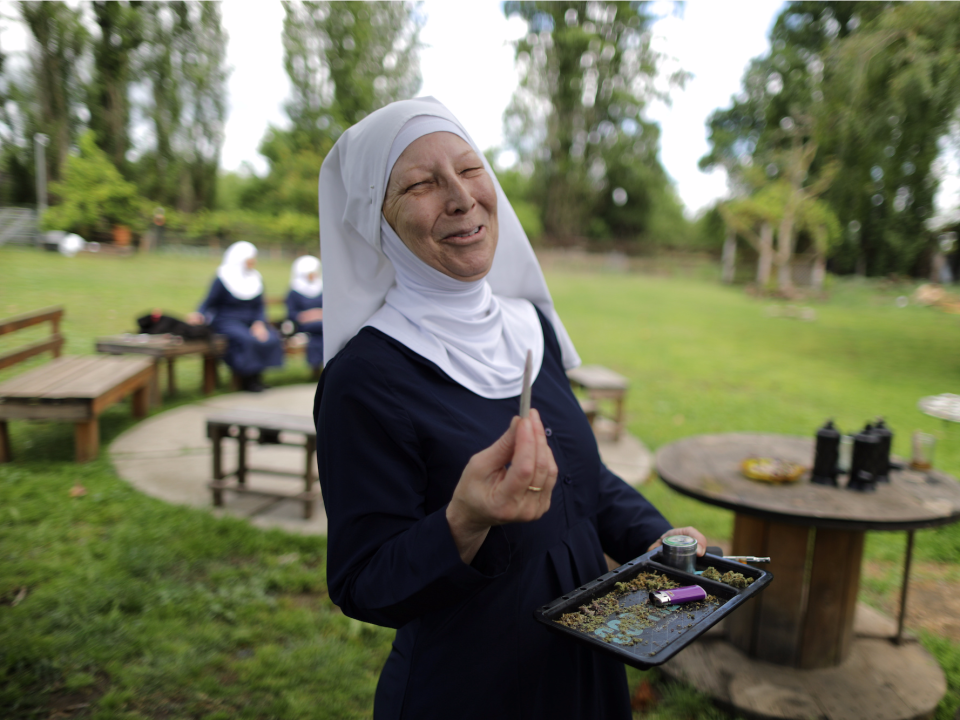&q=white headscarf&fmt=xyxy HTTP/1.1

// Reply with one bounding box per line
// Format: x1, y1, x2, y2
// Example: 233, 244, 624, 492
217, 241, 263, 300
318, 97, 580, 398
290, 255, 323, 298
